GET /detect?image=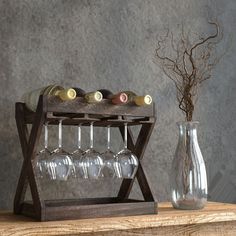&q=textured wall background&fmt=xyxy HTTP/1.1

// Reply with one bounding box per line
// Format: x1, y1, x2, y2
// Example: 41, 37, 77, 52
0, 0, 235, 210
